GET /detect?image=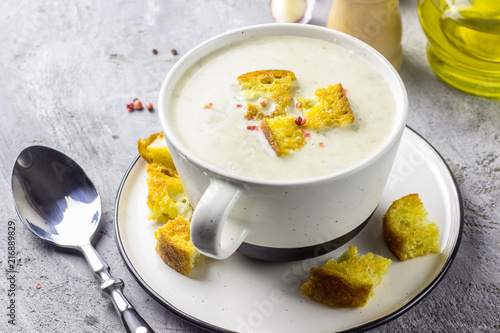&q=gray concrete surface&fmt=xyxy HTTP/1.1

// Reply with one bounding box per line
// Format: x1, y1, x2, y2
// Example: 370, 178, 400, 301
1, 0, 499, 332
